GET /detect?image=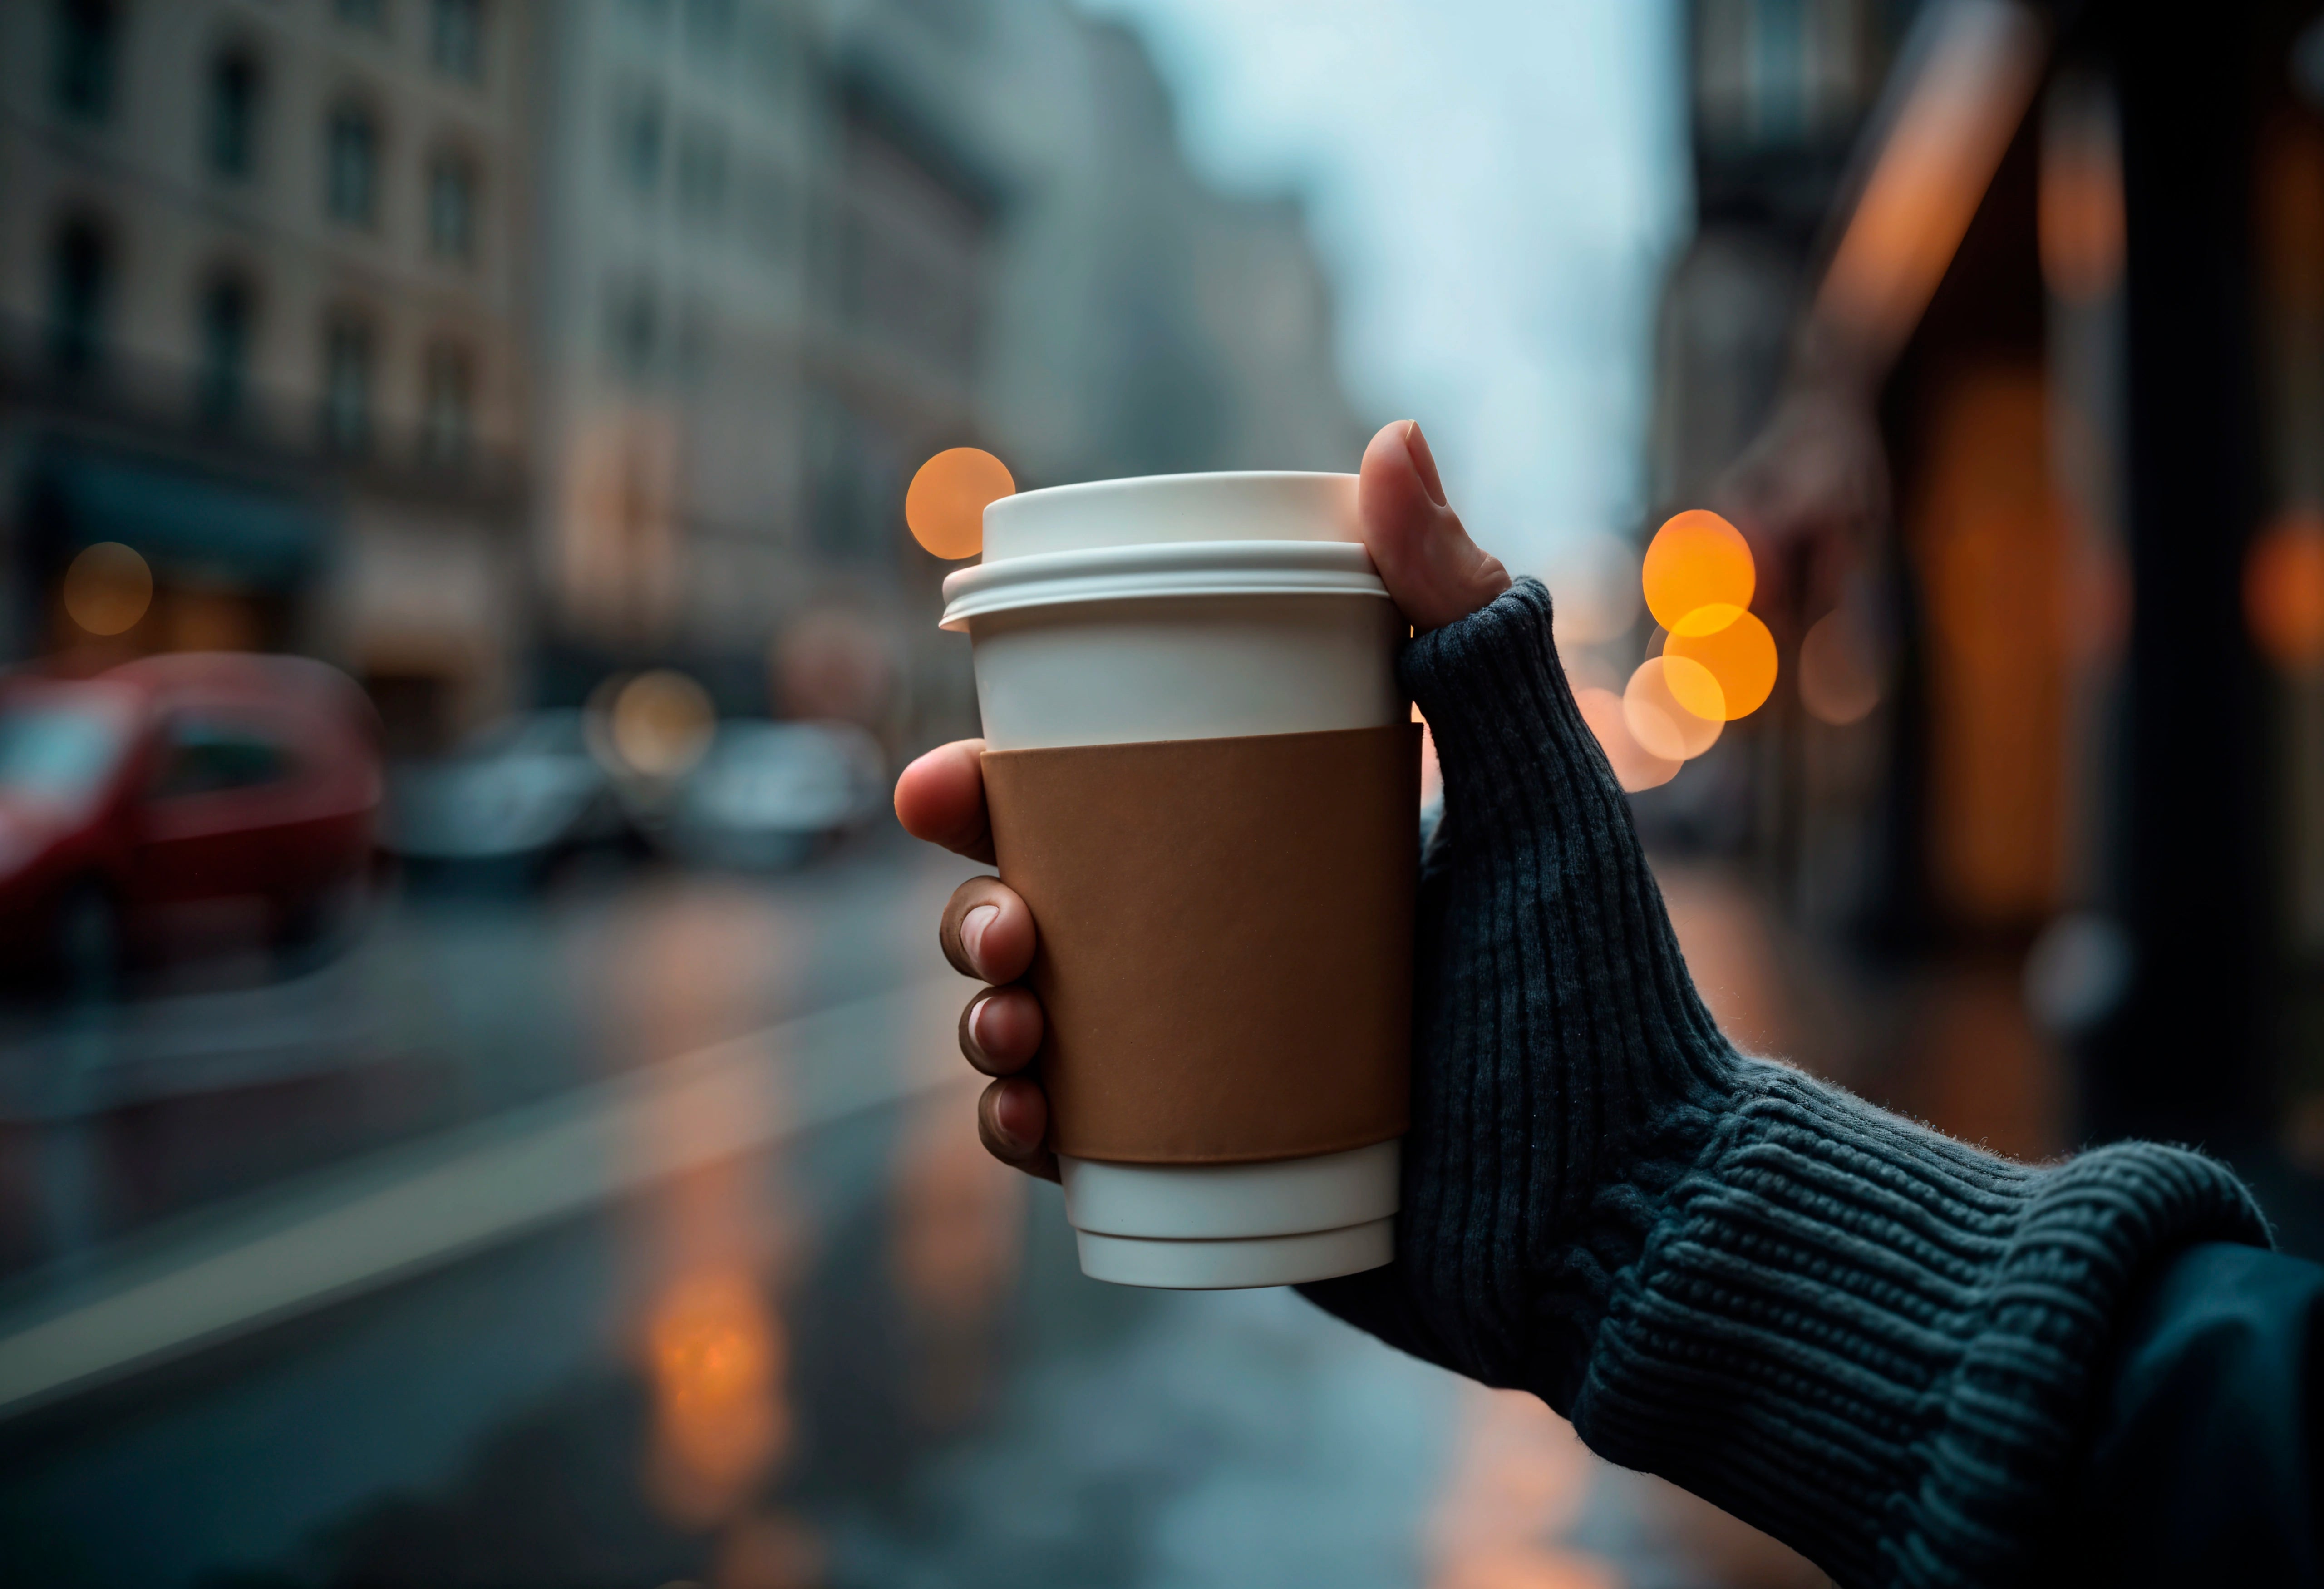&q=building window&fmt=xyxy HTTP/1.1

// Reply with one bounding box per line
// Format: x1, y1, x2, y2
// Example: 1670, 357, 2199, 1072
429, 0, 483, 82
48, 217, 111, 375
676, 120, 728, 225
335, 0, 387, 34
321, 316, 376, 451
52, 0, 120, 122
616, 94, 665, 197
198, 275, 256, 423
326, 104, 380, 226
428, 151, 478, 261
207, 51, 262, 180
421, 343, 475, 463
